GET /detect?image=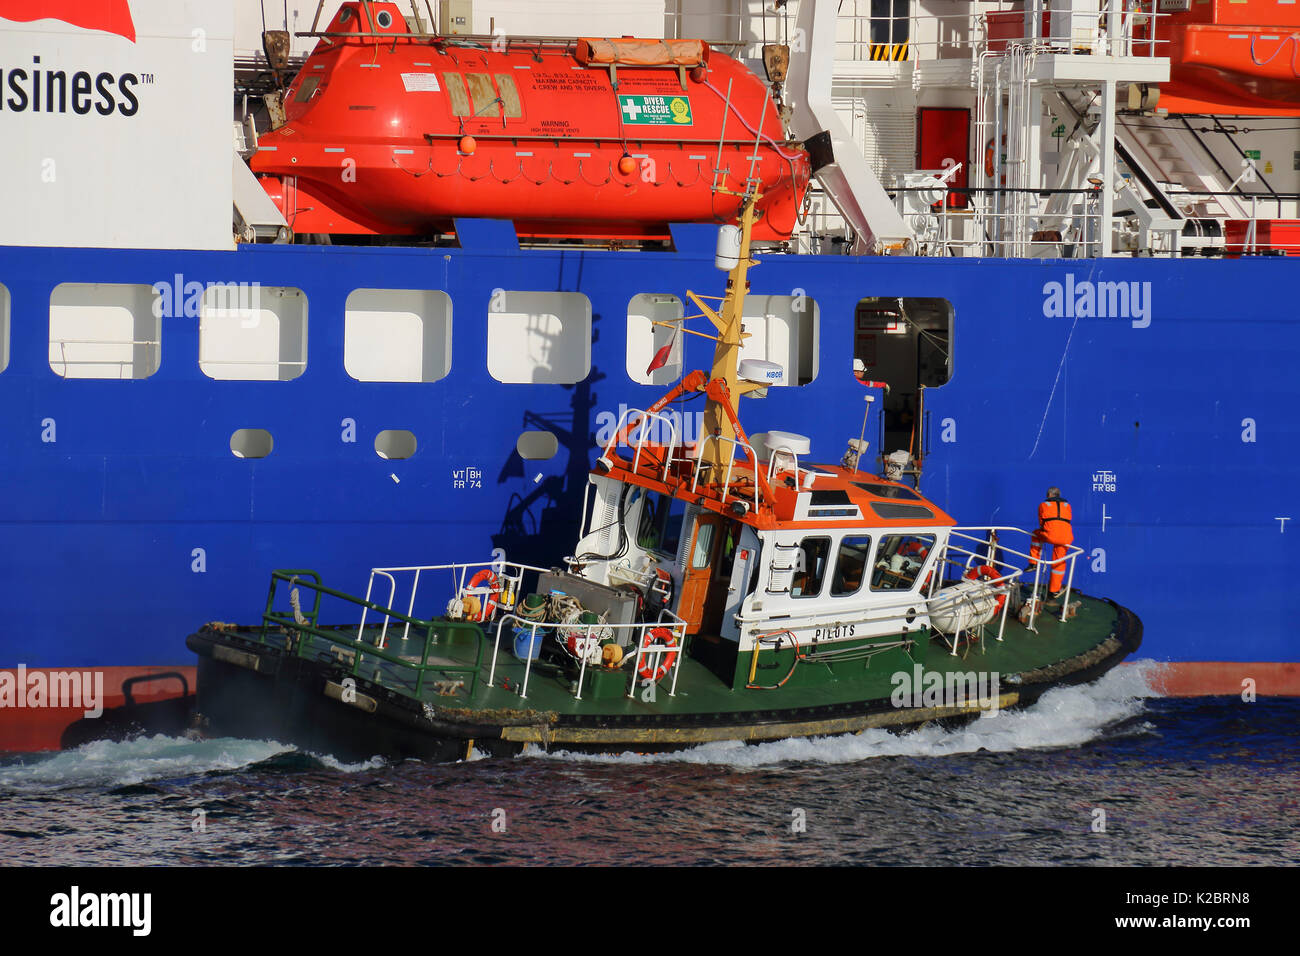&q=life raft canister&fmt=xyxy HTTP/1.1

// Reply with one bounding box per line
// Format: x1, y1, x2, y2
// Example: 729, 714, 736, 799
465, 568, 501, 622
637, 627, 678, 682
964, 564, 1007, 615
